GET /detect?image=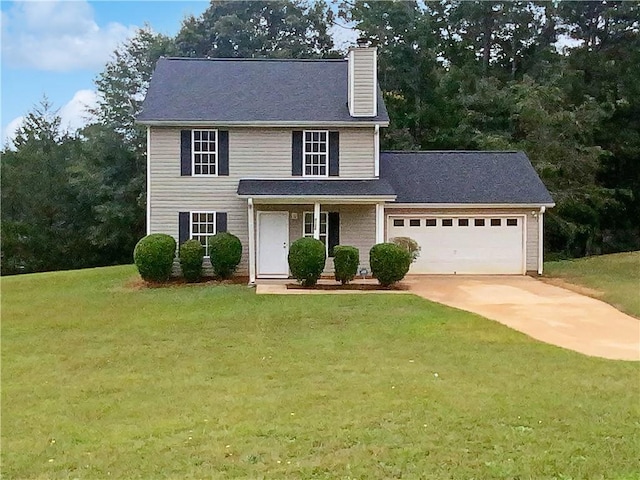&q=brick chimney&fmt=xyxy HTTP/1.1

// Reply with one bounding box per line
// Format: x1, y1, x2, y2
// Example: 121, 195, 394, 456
348, 38, 377, 117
